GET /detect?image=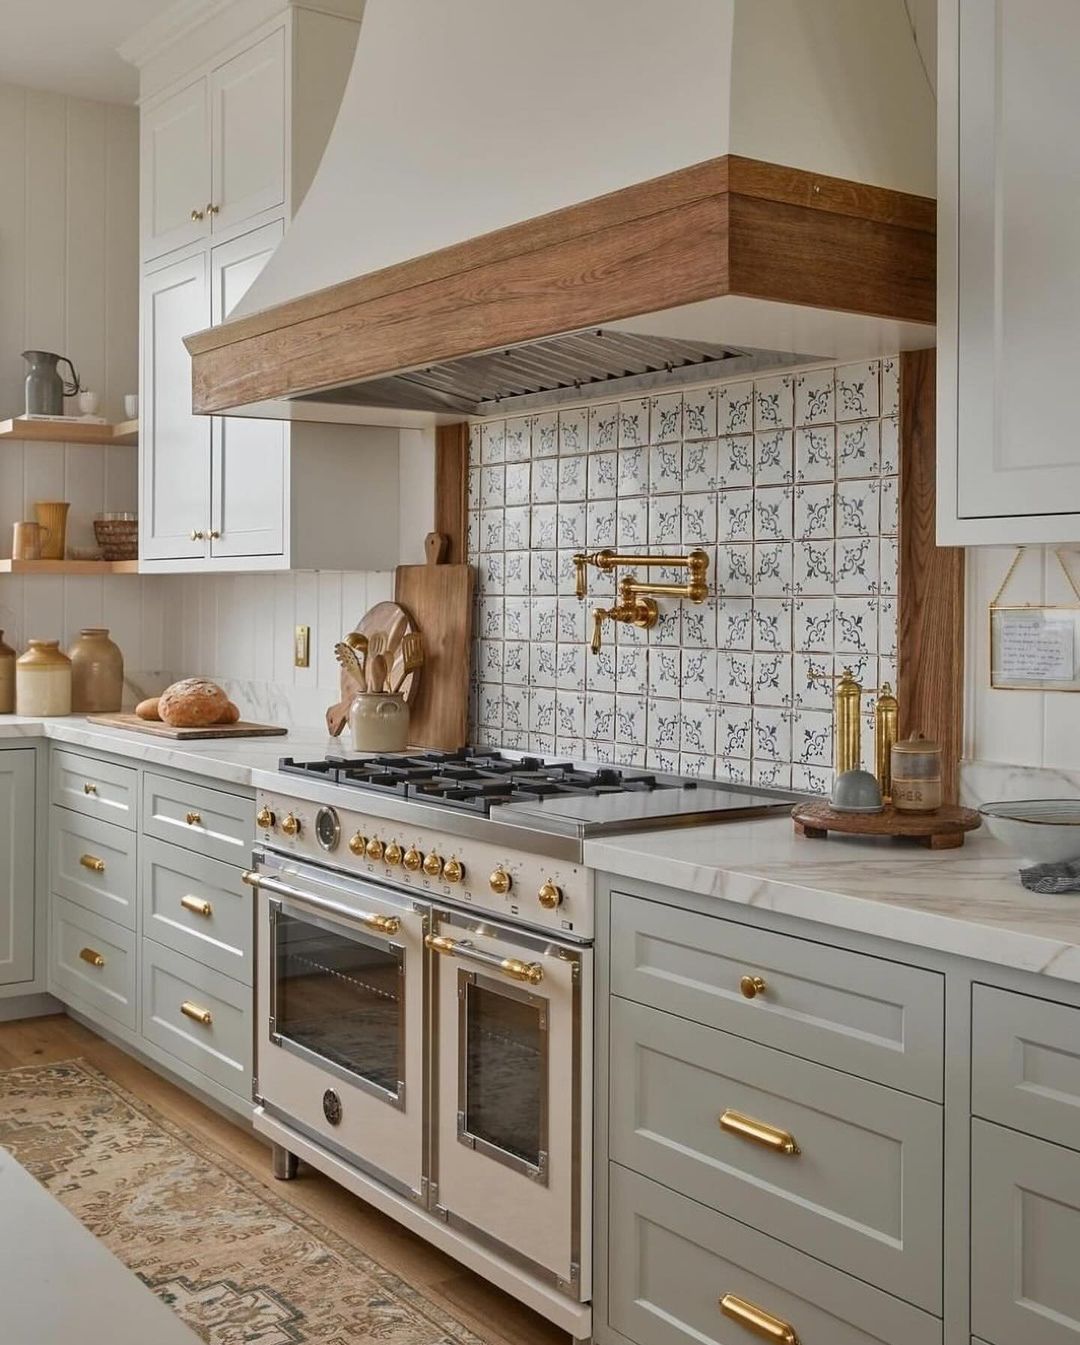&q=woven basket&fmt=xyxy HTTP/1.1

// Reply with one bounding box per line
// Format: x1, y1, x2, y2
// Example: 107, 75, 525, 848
93, 517, 139, 561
